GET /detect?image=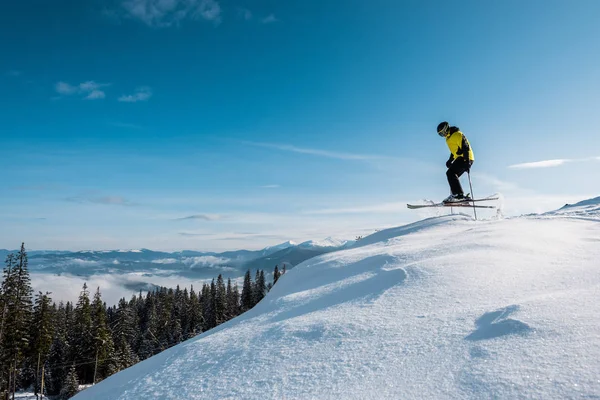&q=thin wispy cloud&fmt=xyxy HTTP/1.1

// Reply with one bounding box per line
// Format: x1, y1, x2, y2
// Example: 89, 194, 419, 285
473, 172, 523, 192
244, 141, 391, 161
85, 90, 106, 100
179, 232, 213, 237
260, 185, 280, 189
55, 81, 110, 100
55, 82, 78, 95
121, 0, 221, 27
216, 233, 286, 241
508, 157, 600, 169
6, 70, 22, 77
261, 14, 278, 24
118, 87, 152, 102
176, 214, 223, 221
66, 196, 138, 206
